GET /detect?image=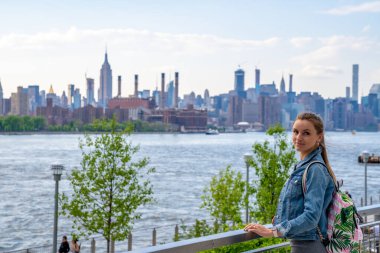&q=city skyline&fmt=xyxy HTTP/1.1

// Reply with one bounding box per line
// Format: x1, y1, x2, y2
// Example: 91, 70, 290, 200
0, 0, 379, 98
